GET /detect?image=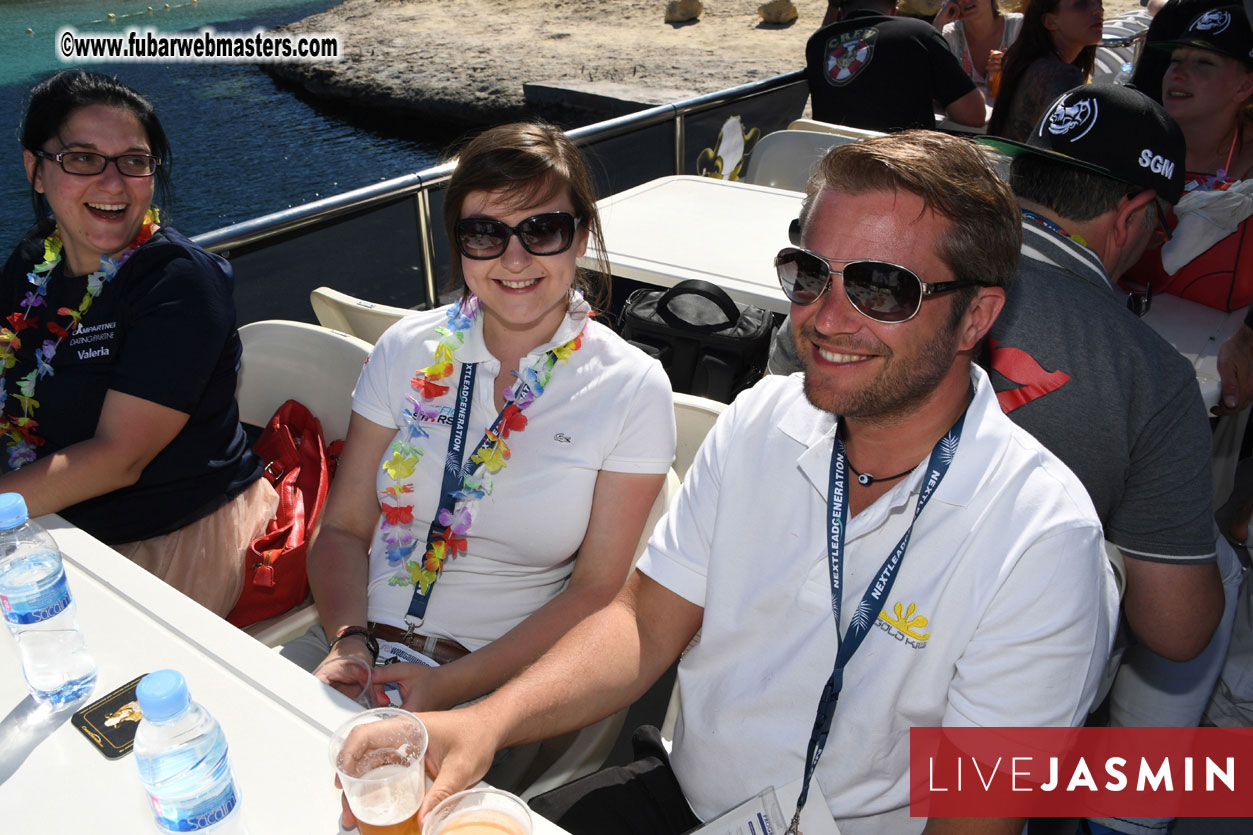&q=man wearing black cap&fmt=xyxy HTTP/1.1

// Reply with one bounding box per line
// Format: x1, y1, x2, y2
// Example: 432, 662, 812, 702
978, 83, 1244, 835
